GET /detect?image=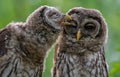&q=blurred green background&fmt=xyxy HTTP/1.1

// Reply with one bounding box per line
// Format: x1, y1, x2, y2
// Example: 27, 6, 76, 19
0, 0, 120, 77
